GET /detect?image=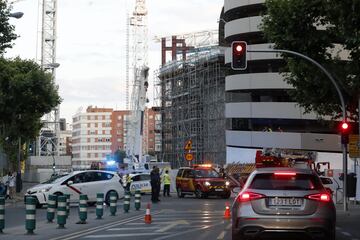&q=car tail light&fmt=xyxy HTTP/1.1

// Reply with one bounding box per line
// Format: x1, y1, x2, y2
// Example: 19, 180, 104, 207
306, 193, 331, 202
274, 172, 296, 176
237, 192, 265, 202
